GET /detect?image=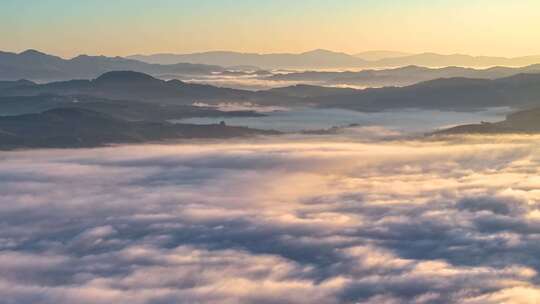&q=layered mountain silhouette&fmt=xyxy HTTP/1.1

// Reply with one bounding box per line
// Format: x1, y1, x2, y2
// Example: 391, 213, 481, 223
0, 50, 225, 81
4, 71, 540, 112
0, 71, 282, 149
0, 71, 292, 105
4, 69, 540, 148
5, 49, 540, 84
